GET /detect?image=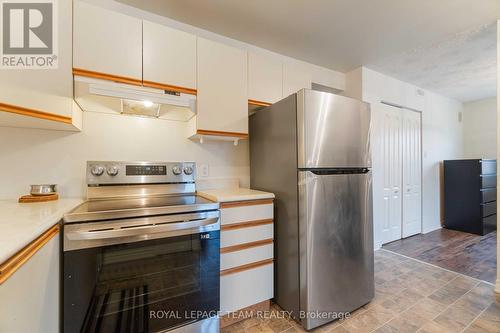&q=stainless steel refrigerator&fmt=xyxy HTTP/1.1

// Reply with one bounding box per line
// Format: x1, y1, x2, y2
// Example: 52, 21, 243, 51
250, 89, 374, 330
